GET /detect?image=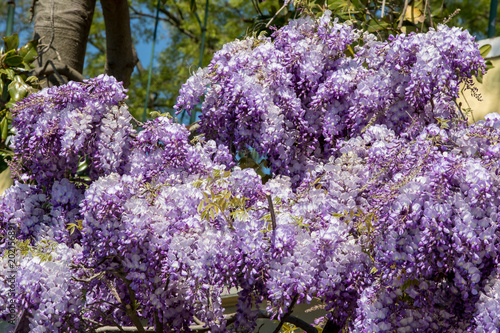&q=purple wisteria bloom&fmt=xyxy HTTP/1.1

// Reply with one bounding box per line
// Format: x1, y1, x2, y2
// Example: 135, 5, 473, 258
1, 10, 498, 333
